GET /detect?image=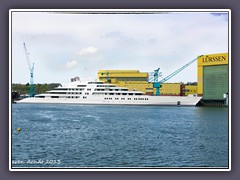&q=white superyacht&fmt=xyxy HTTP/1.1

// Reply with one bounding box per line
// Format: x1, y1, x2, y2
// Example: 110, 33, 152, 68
17, 80, 202, 106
